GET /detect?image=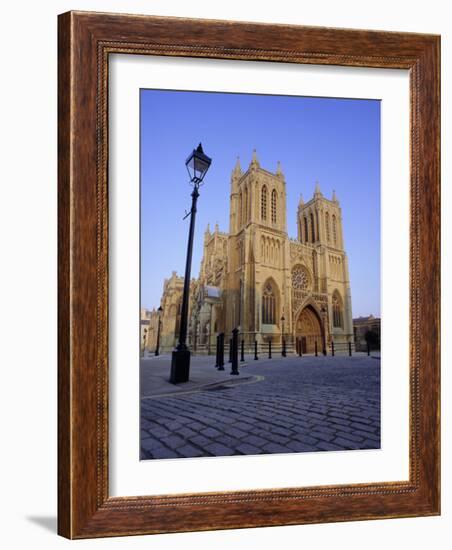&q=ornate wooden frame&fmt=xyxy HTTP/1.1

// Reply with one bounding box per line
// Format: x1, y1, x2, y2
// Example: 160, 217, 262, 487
58, 11, 440, 538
